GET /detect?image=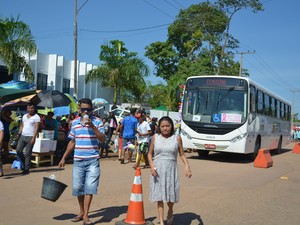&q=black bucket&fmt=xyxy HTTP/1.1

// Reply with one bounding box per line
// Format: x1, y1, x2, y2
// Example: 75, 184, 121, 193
41, 177, 68, 202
